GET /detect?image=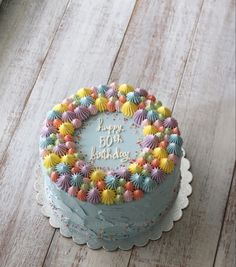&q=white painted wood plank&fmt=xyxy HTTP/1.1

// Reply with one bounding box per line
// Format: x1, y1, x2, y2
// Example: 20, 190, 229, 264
128, 0, 235, 266
215, 168, 236, 267
110, 0, 205, 107
44, 1, 207, 266
43, 234, 131, 267
0, 0, 135, 266
0, 0, 69, 163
